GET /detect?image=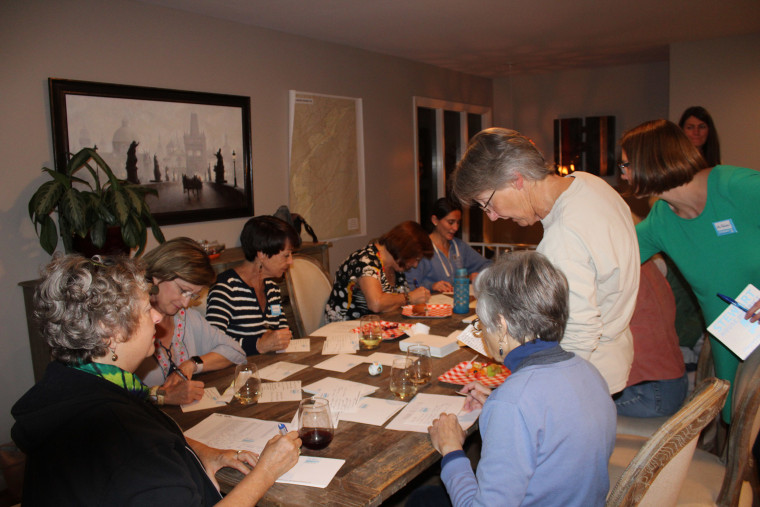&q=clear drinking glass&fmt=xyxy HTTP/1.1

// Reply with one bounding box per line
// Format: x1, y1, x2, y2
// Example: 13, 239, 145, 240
232, 361, 261, 405
389, 357, 418, 401
359, 314, 382, 350
298, 397, 335, 450
407, 343, 432, 385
